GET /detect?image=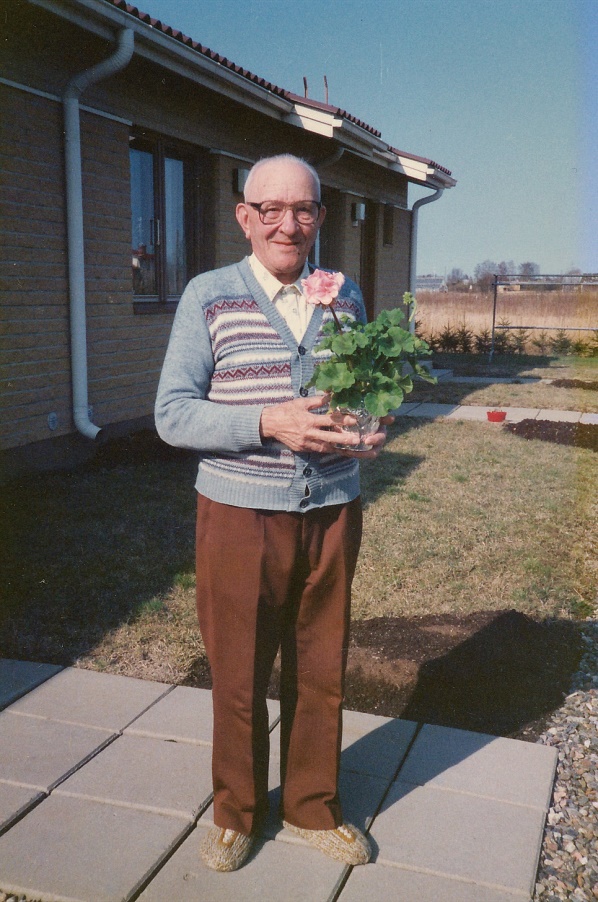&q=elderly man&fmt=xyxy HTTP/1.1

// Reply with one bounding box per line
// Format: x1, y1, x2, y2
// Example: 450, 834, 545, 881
155, 154, 390, 872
